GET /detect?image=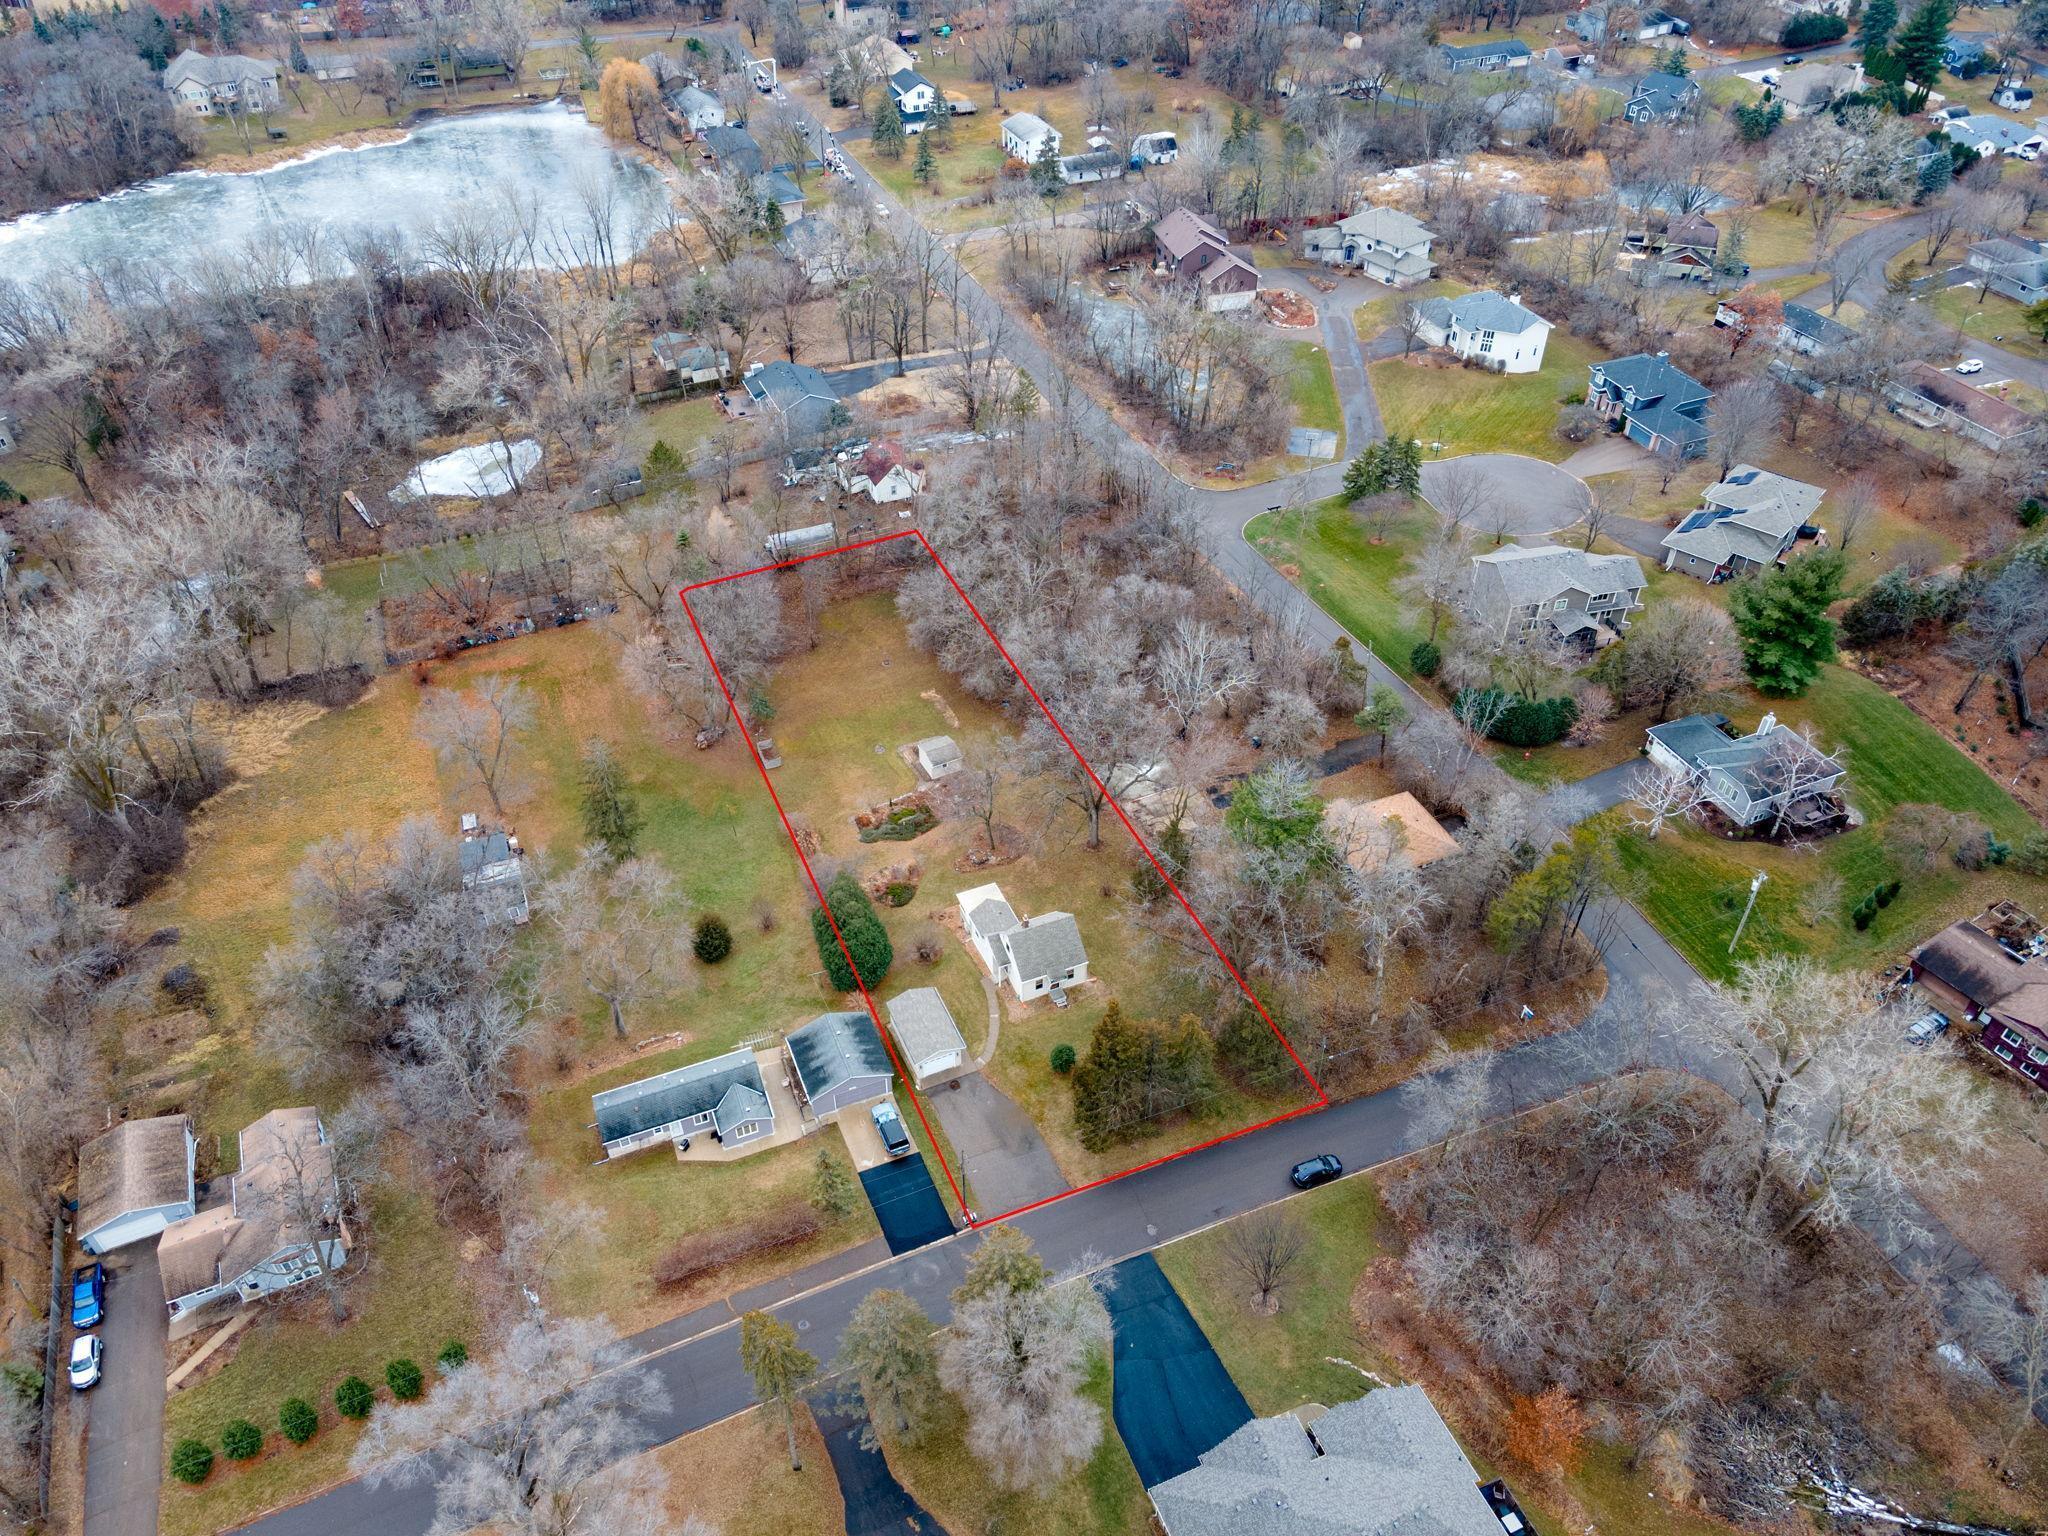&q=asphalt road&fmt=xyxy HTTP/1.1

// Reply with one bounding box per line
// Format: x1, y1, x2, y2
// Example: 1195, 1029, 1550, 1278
81, 1245, 167, 1536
